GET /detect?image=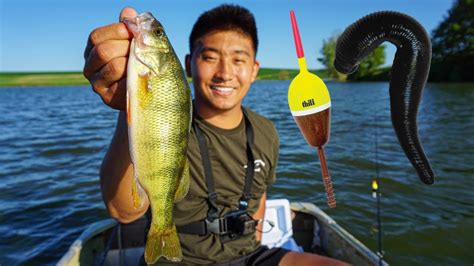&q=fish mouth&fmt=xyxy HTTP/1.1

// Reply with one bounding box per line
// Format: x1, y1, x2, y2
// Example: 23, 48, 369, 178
210, 85, 235, 96
123, 12, 166, 46
137, 12, 158, 26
